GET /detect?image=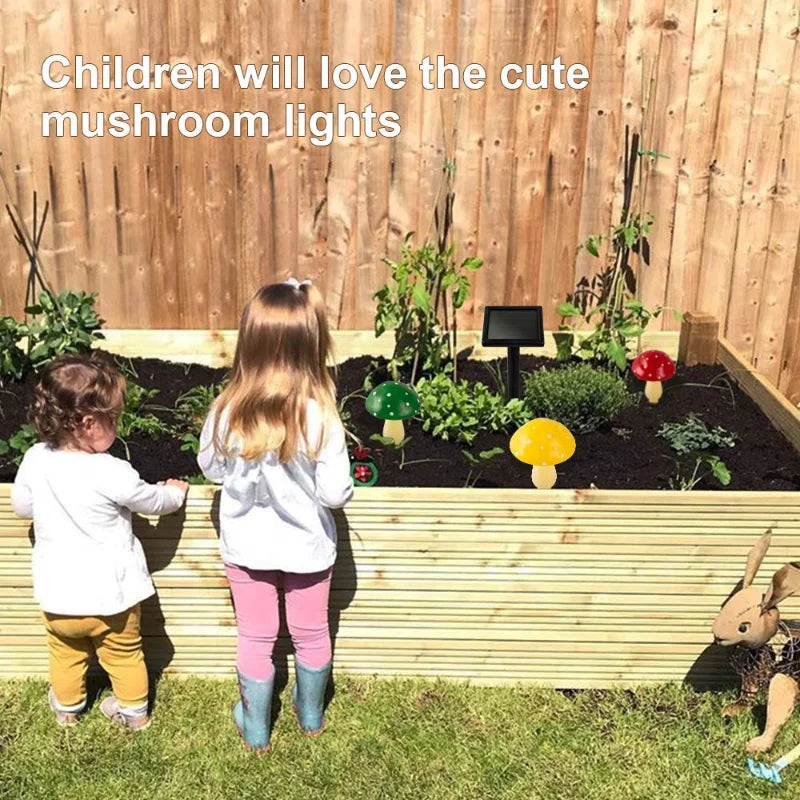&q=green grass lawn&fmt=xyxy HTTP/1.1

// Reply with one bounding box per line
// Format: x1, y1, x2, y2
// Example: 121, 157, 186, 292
1, 676, 799, 799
